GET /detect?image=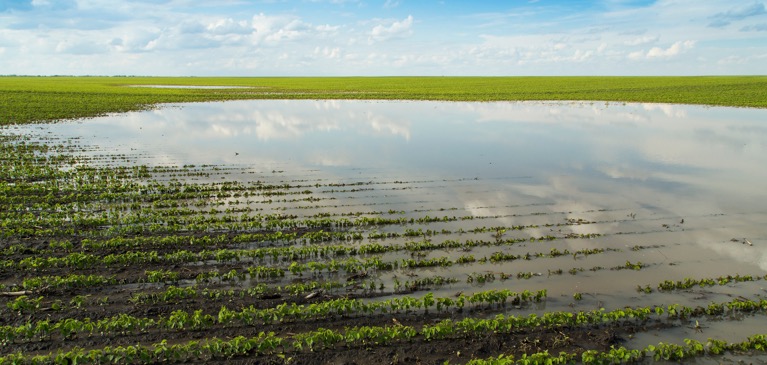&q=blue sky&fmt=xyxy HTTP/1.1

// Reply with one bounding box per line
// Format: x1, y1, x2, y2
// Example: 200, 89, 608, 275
0, 0, 765, 76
